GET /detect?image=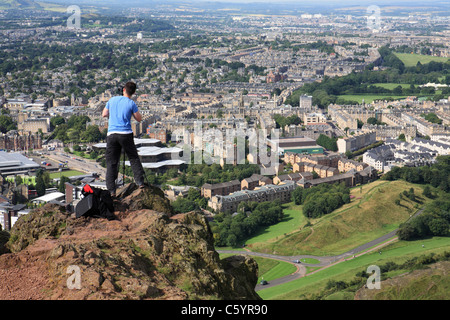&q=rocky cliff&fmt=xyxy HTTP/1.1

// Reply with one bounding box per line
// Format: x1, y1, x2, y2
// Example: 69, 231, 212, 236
0, 183, 261, 300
